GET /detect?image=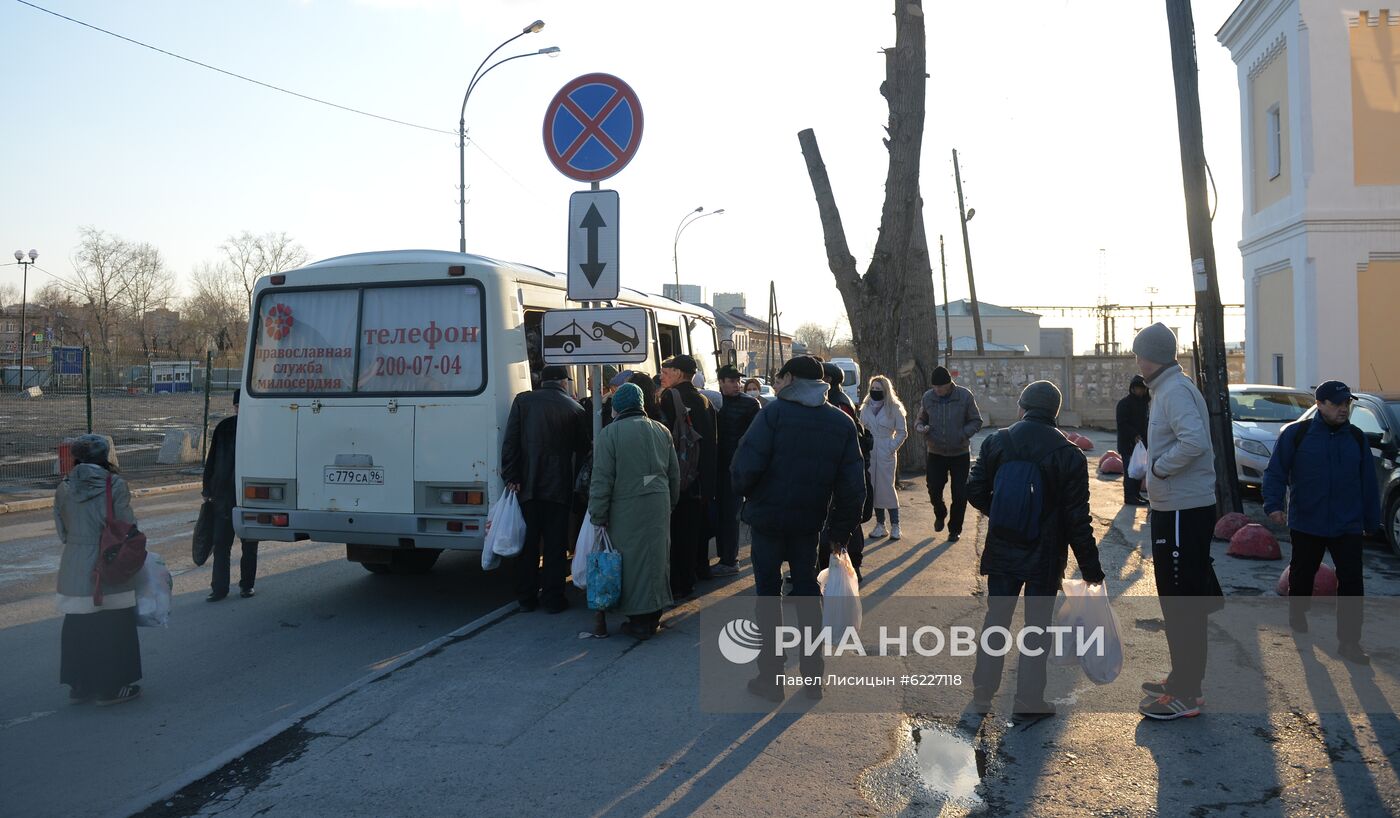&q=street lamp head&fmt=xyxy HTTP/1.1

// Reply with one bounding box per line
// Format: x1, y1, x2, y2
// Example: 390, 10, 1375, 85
27, 249, 37, 261
539, 46, 561, 56
714, 209, 726, 215
524, 19, 545, 33
693, 206, 704, 213
965, 208, 976, 222
13, 250, 22, 262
